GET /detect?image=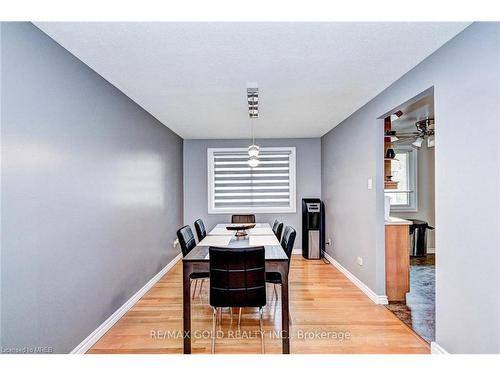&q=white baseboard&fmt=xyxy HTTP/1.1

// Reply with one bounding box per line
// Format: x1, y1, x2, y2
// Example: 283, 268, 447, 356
323, 252, 388, 305
427, 247, 436, 254
431, 342, 449, 354
71, 253, 182, 354
292, 248, 302, 255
